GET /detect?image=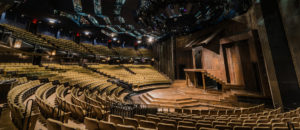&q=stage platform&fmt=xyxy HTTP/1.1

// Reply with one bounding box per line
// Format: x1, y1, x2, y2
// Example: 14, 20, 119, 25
131, 80, 267, 110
